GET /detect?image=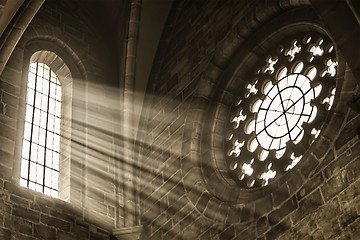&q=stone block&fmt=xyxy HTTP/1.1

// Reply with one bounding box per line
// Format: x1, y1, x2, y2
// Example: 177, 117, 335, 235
199, 230, 211, 240
12, 205, 40, 223
71, 224, 90, 239
5, 216, 32, 235
1, 67, 21, 86
287, 170, 304, 195
203, 197, 221, 220
86, 188, 105, 203
163, 228, 177, 240
108, 205, 115, 218
339, 207, 359, 229
49, 209, 75, 223
0, 200, 11, 215
219, 225, 235, 240
349, 217, 360, 238
272, 183, 290, 207
0, 102, 3, 114
213, 202, 229, 223
292, 190, 323, 224
317, 197, 341, 222
2, 92, 18, 108
0, 136, 14, 156
323, 154, 350, 179
41, 214, 71, 231
254, 194, 273, 216
90, 233, 109, 240
345, 157, 360, 183
339, 180, 360, 208
291, 215, 316, 239
180, 213, 195, 231
0, 227, 10, 240
240, 205, 252, 223
296, 172, 323, 201
0, 80, 19, 96
256, 216, 268, 236
321, 173, 348, 201
34, 224, 57, 239
265, 217, 291, 240
31, 198, 54, 214
142, 203, 161, 223
0, 123, 15, 143
226, 207, 241, 224
58, 231, 77, 240
312, 137, 331, 160
0, 114, 16, 128
318, 150, 334, 170
10, 195, 29, 207
196, 191, 210, 213
318, 219, 342, 239
236, 225, 256, 239
300, 154, 319, 178
268, 196, 297, 226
